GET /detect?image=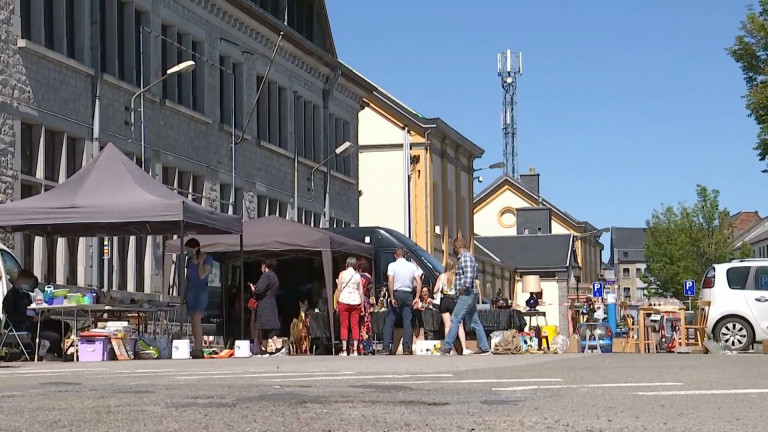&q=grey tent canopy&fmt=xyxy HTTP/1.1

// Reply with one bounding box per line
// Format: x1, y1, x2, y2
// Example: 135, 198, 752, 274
165, 216, 373, 259
0, 143, 241, 237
